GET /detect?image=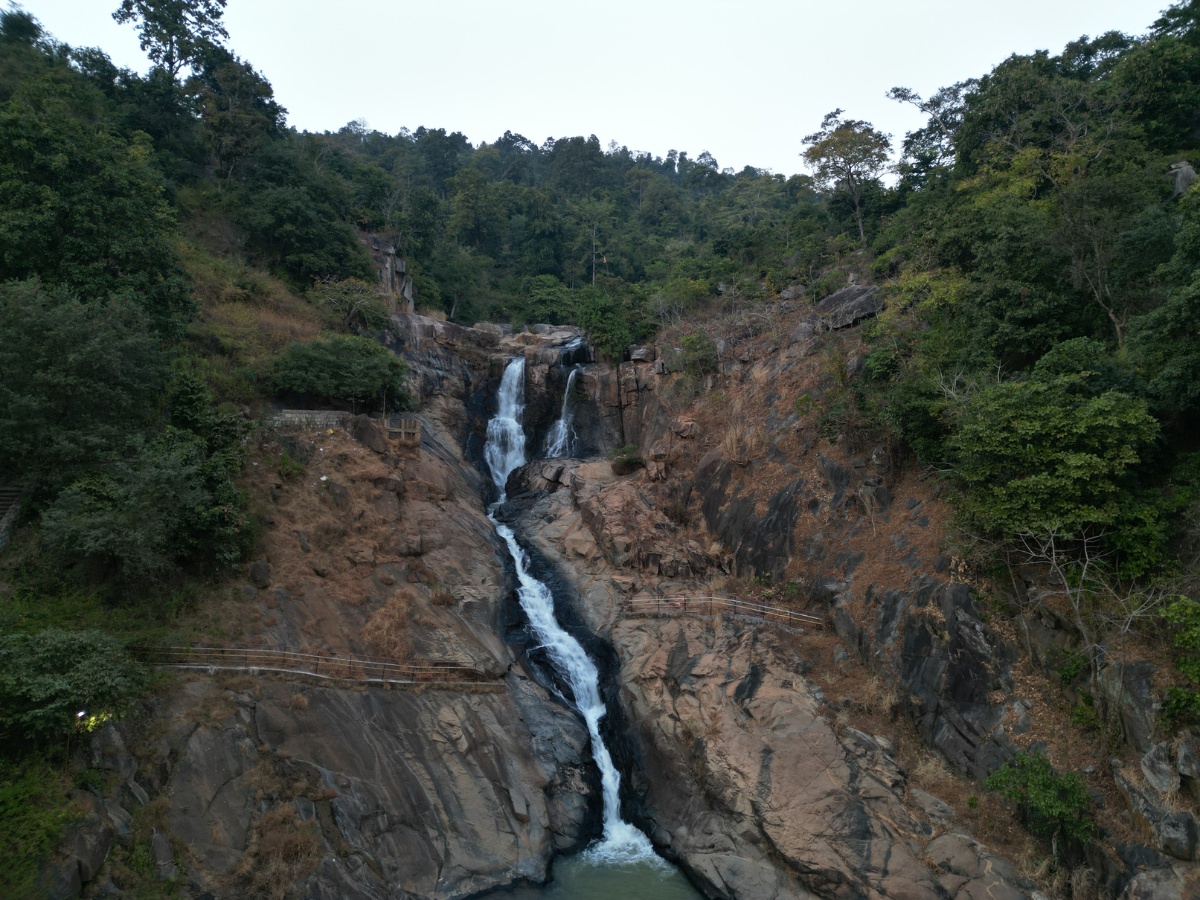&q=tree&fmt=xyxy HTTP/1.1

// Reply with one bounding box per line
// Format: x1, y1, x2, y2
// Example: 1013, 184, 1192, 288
0, 73, 193, 334
0, 629, 143, 746
0, 281, 169, 482
272, 335, 410, 412
802, 109, 892, 243
113, 0, 229, 80
985, 751, 1093, 858
192, 47, 285, 180
952, 372, 1159, 539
